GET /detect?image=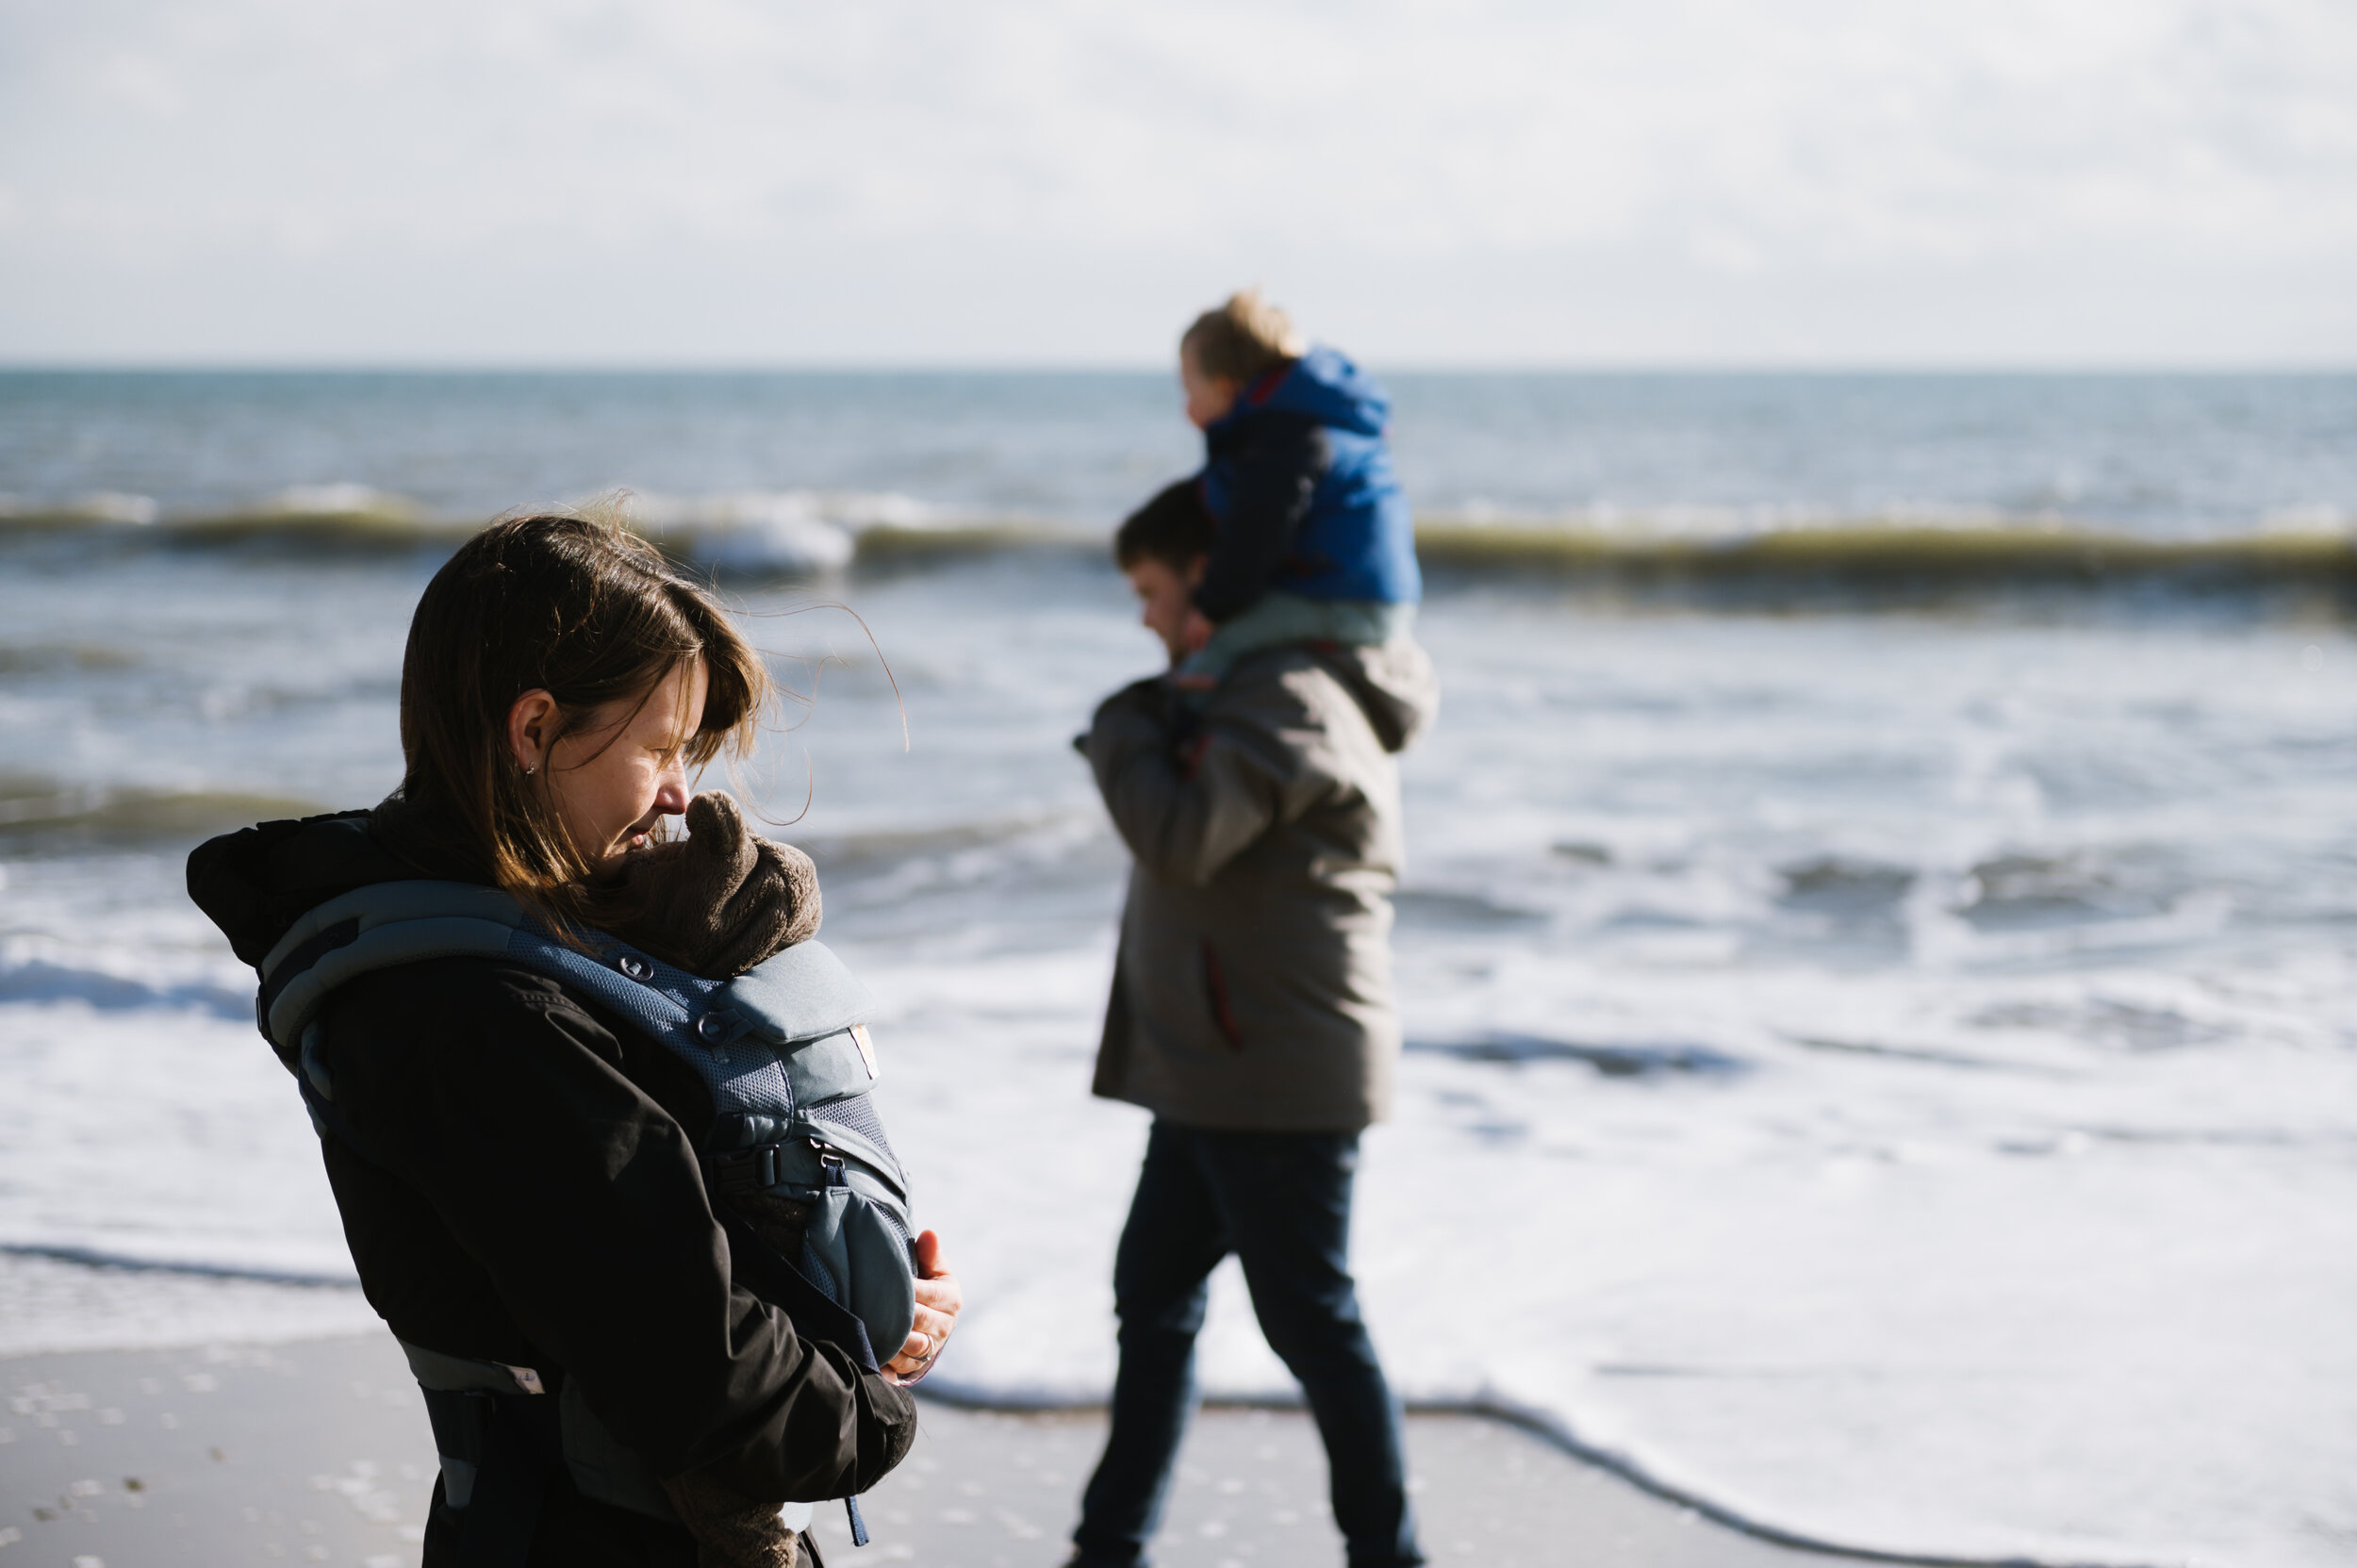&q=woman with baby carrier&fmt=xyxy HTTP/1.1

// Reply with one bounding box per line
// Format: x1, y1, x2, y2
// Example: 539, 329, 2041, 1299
187, 513, 957, 1567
